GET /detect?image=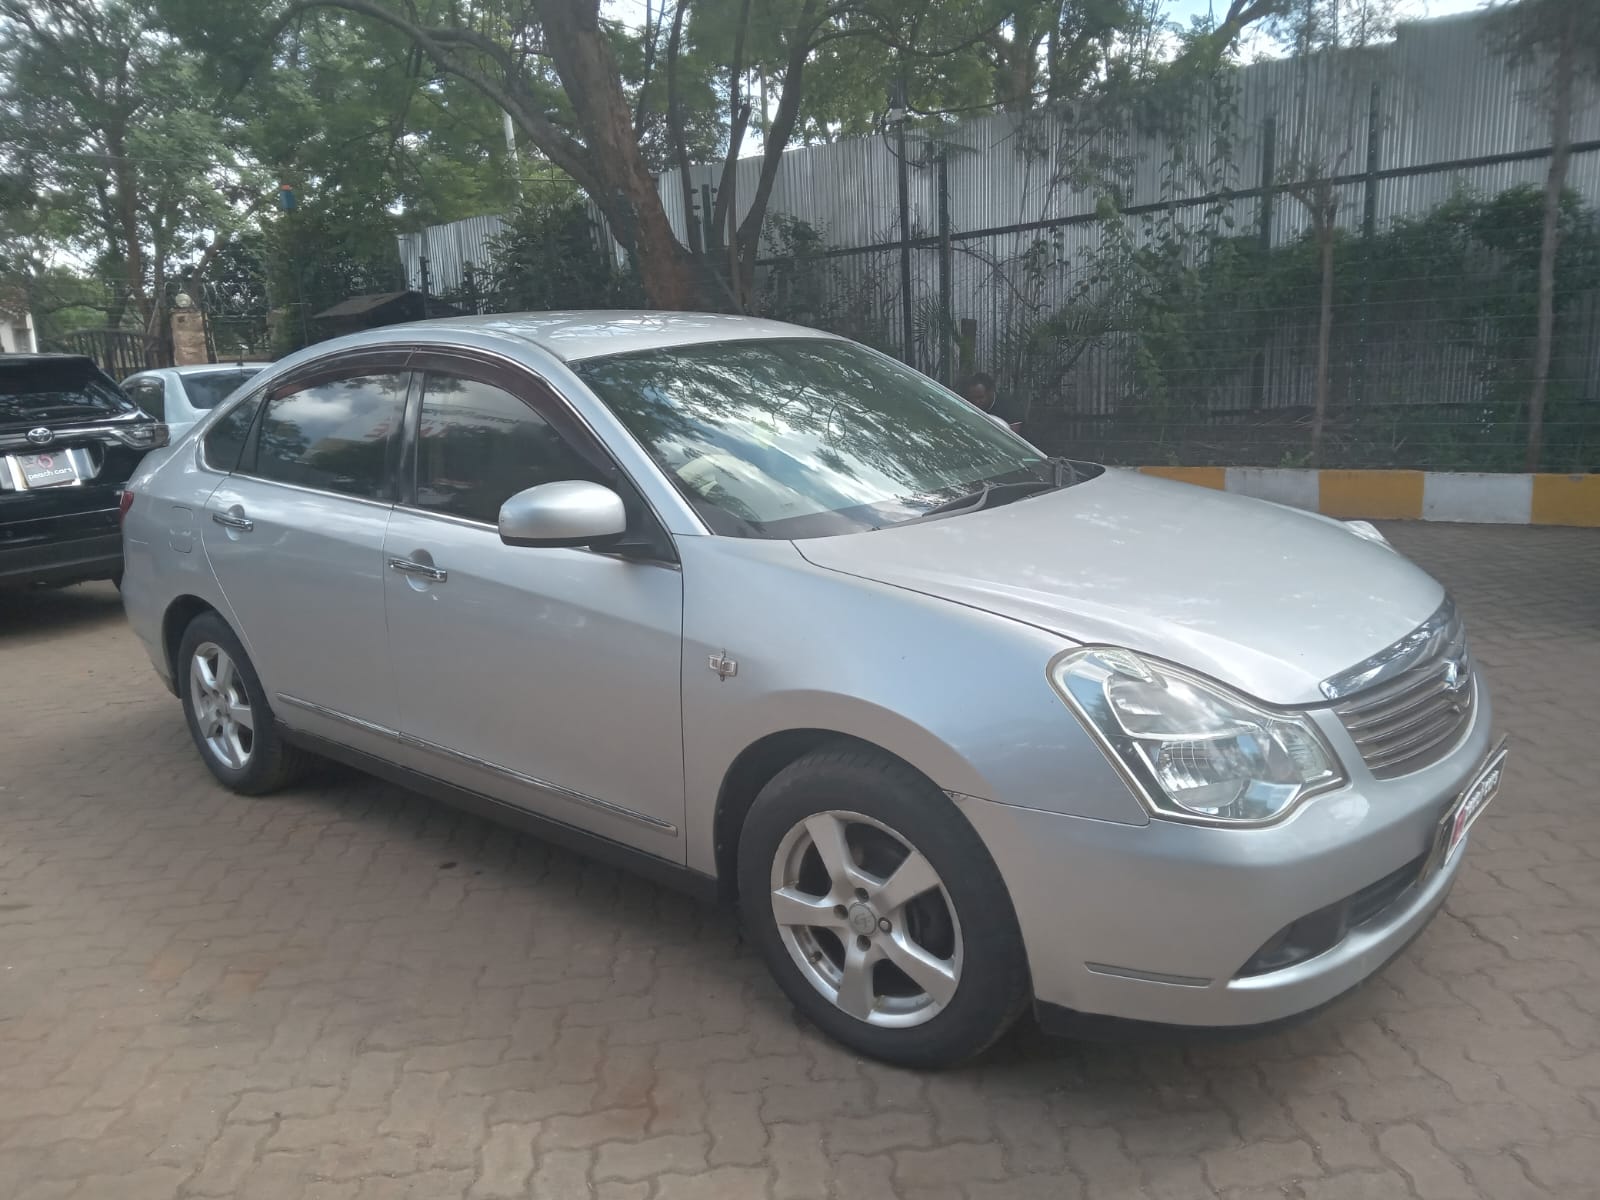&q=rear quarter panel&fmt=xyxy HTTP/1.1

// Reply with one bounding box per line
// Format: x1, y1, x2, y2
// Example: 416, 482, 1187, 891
121, 441, 236, 688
